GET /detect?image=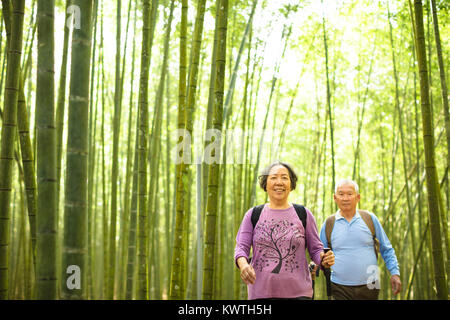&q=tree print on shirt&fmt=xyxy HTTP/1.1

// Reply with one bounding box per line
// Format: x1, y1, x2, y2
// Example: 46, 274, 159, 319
253, 218, 302, 274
